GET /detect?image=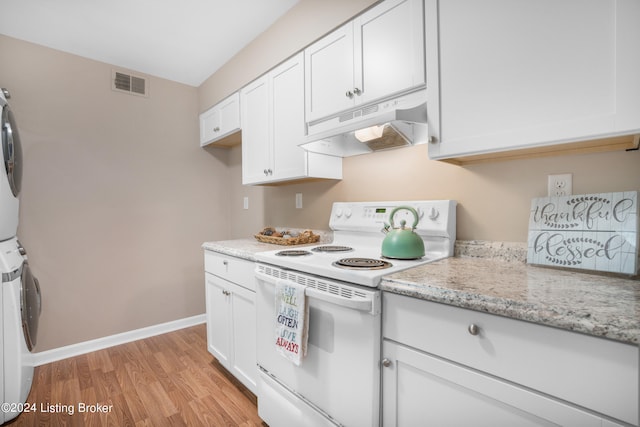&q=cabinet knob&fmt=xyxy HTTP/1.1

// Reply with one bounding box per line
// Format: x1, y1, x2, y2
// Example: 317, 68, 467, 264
428, 136, 438, 144
222, 260, 228, 266
213, 126, 220, 132
268, 168, 273, 175
222, 290, 230, 296
264, 169, 269, 175
468, 324, 480, 336
345, 90, 354, 99
381, 358, 392, 368
353, 87, 362, 96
